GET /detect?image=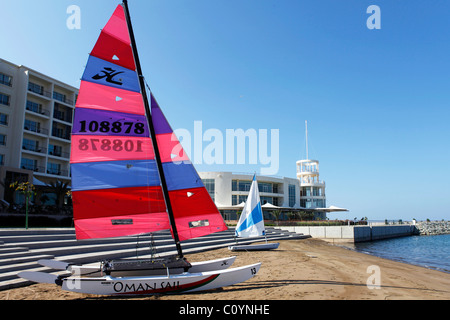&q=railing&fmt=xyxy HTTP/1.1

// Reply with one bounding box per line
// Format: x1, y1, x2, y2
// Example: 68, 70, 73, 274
26, 105, 50, 117
51, 128, 71, 140
22, 145, 47, 155
46, 168, 69, 177
24, 126, 49, 135
53, 110, 73, 123
48, 150, 70, 159
28, 87, 52, 99
21, 165, 46, 173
